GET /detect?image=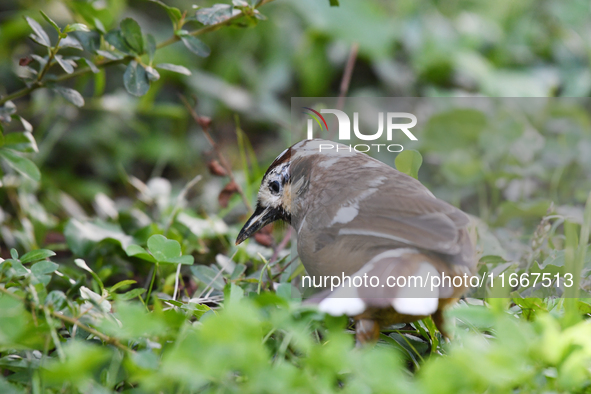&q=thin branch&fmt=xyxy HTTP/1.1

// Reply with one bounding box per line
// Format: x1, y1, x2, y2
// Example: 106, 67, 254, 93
269, 227, 292, 264
0, 286, 132, 353
0, 57, 128, 106
52, 312, 132, 353
179, 94, 252, 211
329, 42, 359, 140
272, 254, 299, 281
36, 35, 63, 82
0, 0, 276, 107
